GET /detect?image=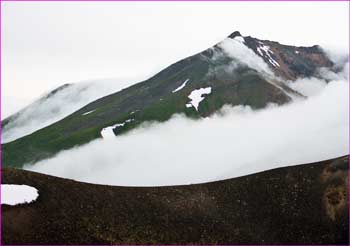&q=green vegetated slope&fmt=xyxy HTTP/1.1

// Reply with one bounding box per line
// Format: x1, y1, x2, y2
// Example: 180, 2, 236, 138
2, 50, 291, 168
